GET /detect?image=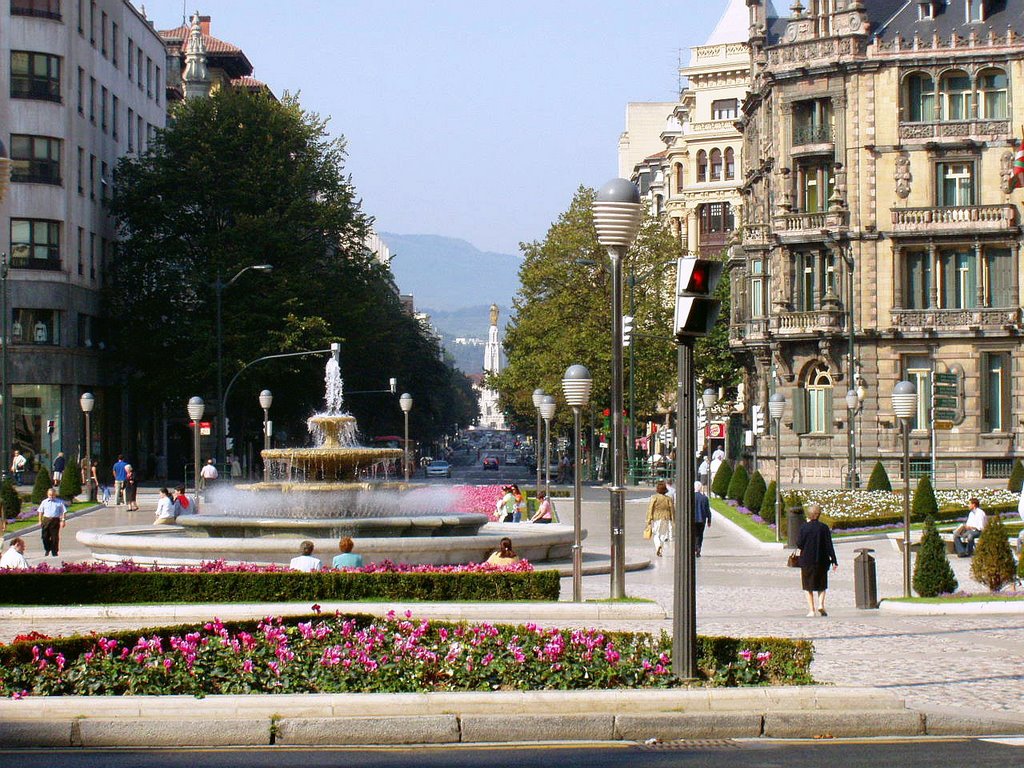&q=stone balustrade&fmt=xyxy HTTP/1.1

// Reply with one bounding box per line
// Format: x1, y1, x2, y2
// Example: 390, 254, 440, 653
890, 204, 1016, 232
891, 307, 1021, 329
